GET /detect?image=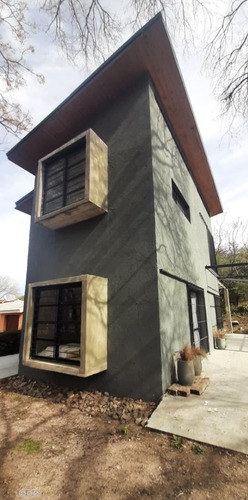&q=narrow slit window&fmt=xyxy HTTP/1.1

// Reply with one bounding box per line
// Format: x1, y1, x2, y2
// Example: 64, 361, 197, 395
172, 180, 190, 222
